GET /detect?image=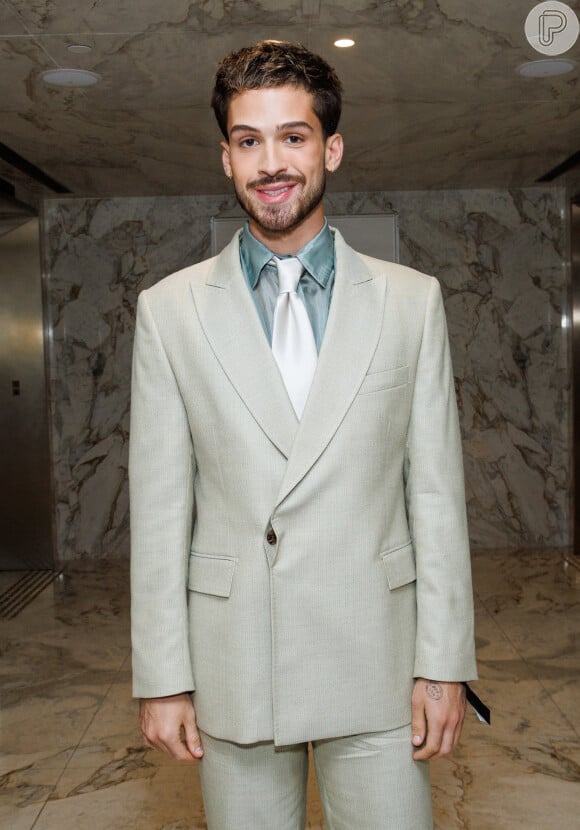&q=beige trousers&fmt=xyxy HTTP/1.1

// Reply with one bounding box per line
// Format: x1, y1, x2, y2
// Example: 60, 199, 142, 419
198, 725, 433, 830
